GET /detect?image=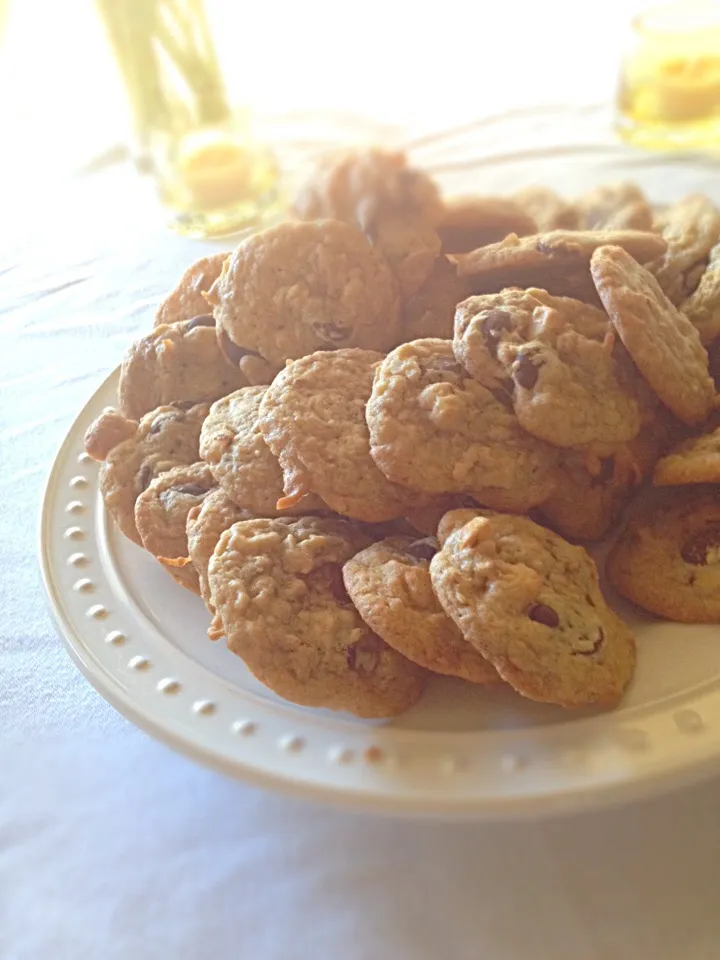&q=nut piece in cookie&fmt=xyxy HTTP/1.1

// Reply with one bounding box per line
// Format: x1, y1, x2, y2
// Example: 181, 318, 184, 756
84, 407, 138, 461
453, 288, 642, 447
591, 244, 715, 426
199, 386, 326, 517
512, 186, 581, 231
653, 422, 720, 485
399, 255, 470, 342
367, 339, 556, 511
607, 487, 720, 622
206, 220, 401, 368
154, 253, 228, 327
344, 536, 500, 684
134, 462, 216, 593
258, 349, 413, 523
186, 488, 255, 608
430, 510, 636, 708
456, 228, 667, 305
98, 402, 209, 545
209, 517, 427, 717
680, 240, 720, 346
647, 194, 720, 304
575, 182, 653, 231
292, 148, 442, 231
118, 316, 248, 420
437, 196, 537, 254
